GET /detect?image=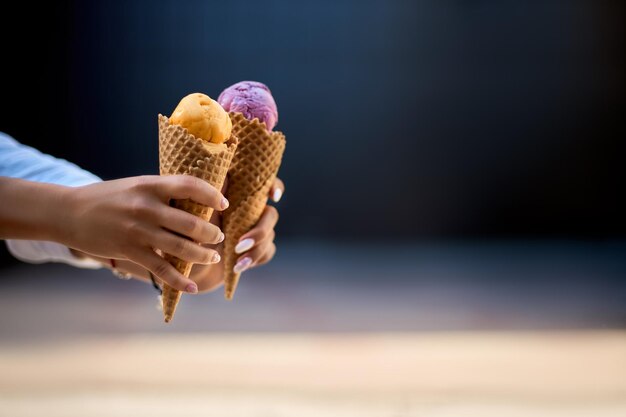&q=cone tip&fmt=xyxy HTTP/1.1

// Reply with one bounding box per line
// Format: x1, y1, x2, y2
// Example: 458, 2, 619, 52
224, 284, 237, 300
